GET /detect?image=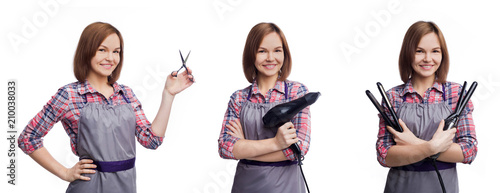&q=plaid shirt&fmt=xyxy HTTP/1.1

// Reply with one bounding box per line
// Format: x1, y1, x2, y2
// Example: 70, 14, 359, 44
376, 80, 477, 167
218, 80, 311, 160
18, 80, 164, 155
